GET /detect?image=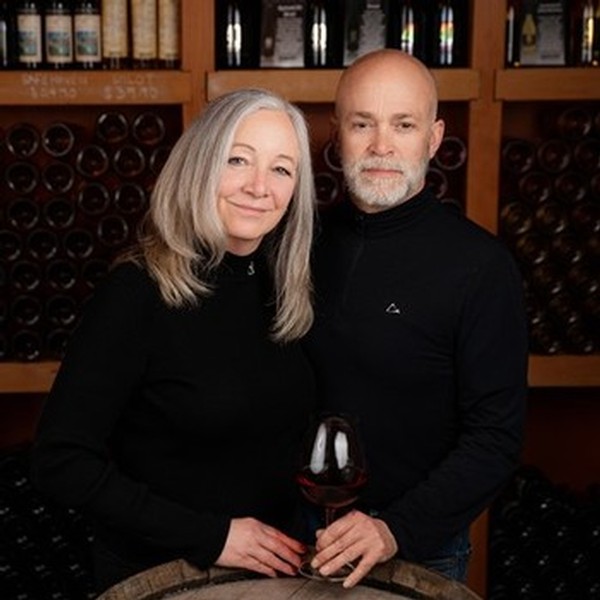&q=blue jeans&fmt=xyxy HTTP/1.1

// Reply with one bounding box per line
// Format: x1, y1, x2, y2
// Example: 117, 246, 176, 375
418, 528, 472, 582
